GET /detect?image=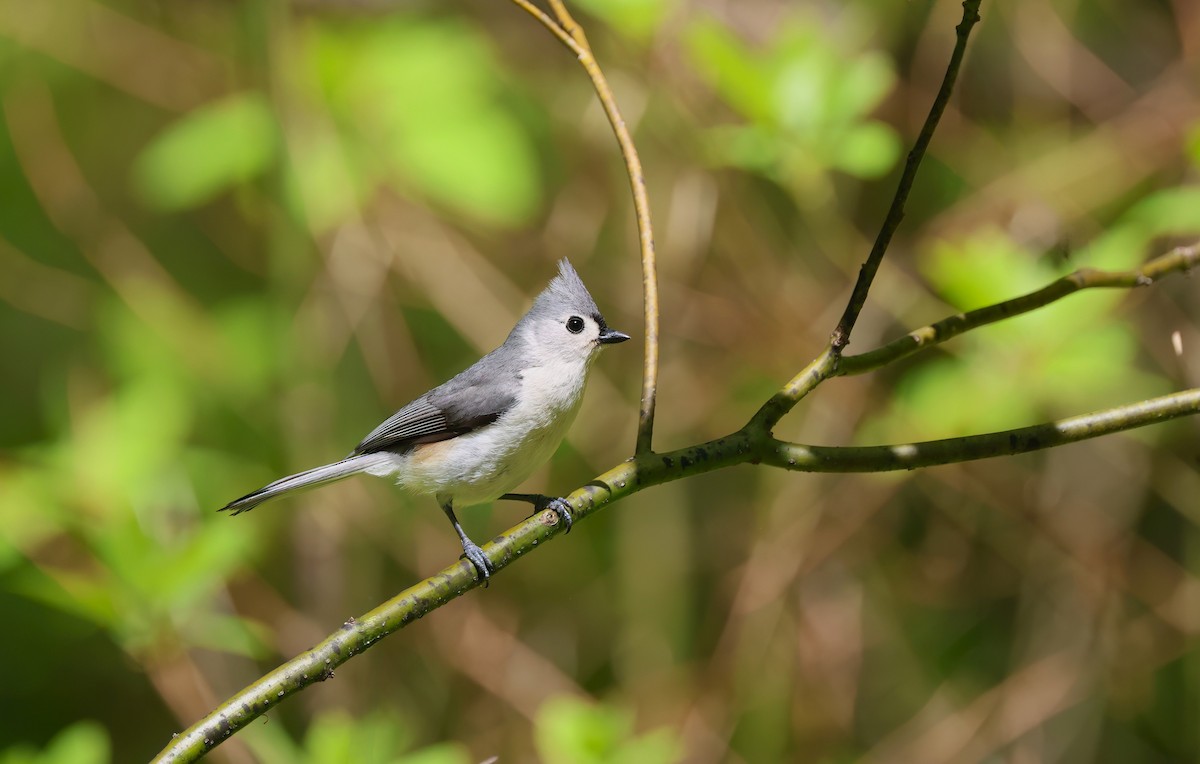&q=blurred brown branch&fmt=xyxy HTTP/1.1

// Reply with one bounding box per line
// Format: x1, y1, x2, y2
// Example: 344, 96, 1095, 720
0, 0, 223, 111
